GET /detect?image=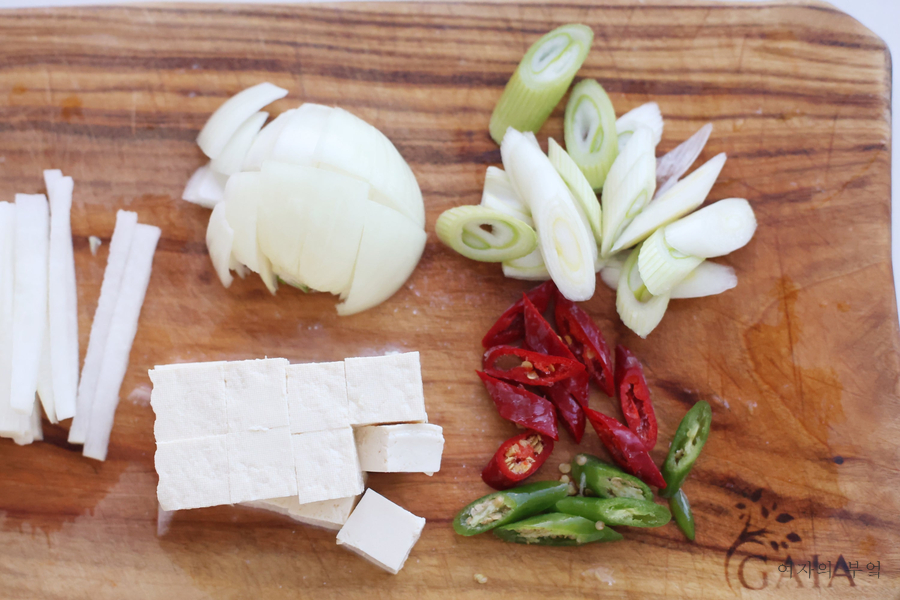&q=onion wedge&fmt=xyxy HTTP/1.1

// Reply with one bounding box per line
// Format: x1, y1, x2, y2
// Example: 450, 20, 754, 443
270, 103, 333, 167
616, 102, 663, 151
197, 82, 287, 160
616, 246, 670, 338
210, 111, 268, 176
0, 203, 30, 438
242, 108, 297, 171
182, 164, 228, 209
480, 167, 533, 228
206, 203, 236, 288
664, 198, 757, 258
600, 127, 656, 257
655, 123, 713, 198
